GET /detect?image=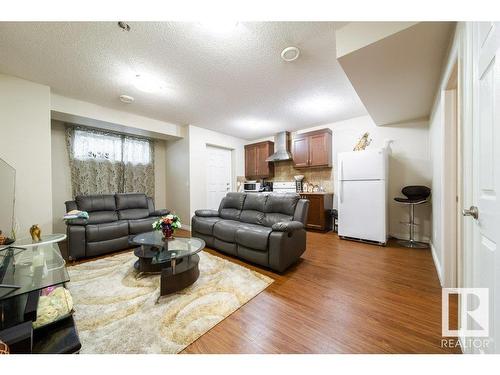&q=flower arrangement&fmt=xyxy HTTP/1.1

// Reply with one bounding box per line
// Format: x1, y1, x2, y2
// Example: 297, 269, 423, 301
152, 214, 181, 240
